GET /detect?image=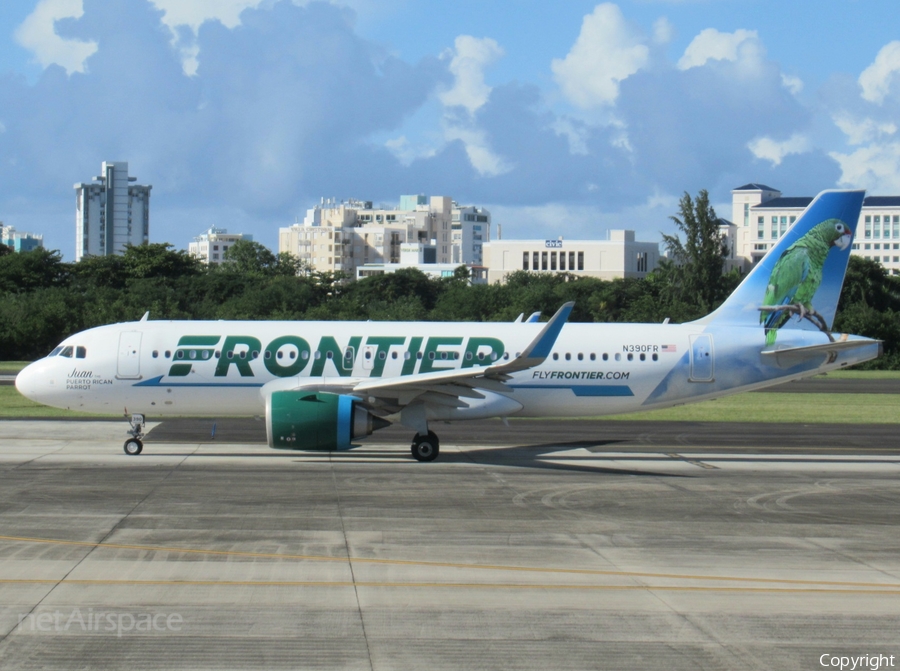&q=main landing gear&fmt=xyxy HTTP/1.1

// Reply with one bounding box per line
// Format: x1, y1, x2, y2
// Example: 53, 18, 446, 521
124, 413, 145, 455
411, 431, 440, 462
